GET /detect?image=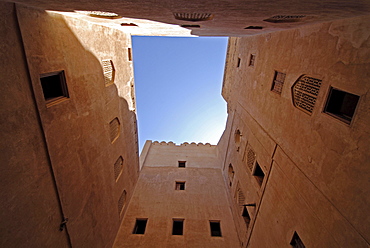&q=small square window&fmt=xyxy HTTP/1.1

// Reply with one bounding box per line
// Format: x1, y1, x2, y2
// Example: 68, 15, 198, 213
271, 71, 286, 94
40, 70, 69, 106
172, 219, 184, 235
253, 162, 265, 187
210, 221, 222, 237
132, 219, 148, 234
175, 182, 185, 190
249, 54, 256, 67
324, 87, 360, 124
290, 232, 305, 248
178, 161, 186, 168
